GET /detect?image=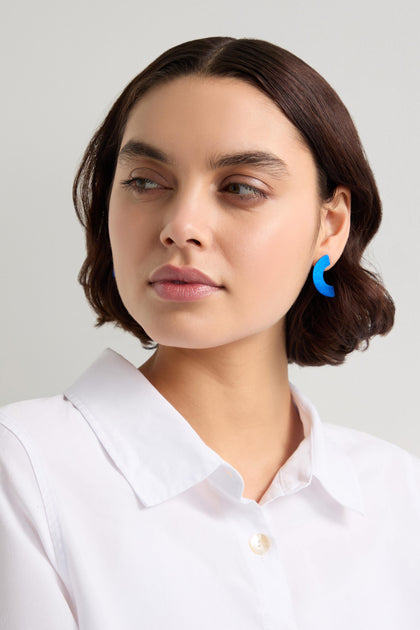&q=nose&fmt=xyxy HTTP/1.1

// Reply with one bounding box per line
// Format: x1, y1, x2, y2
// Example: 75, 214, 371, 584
159, 189, 213, 250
